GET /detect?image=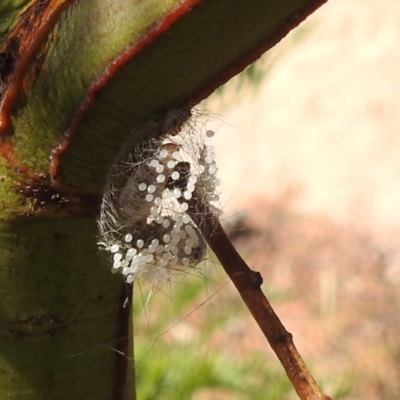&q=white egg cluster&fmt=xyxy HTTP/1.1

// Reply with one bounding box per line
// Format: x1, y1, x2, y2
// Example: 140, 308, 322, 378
98, 118, 221, 285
